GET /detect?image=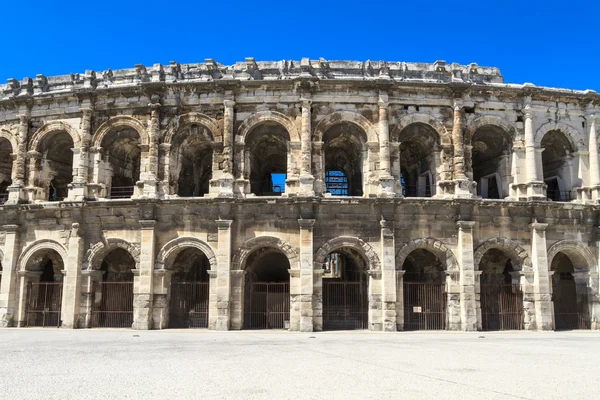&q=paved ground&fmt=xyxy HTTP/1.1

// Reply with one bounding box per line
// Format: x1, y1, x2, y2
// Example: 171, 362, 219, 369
0, 330, 598, 400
